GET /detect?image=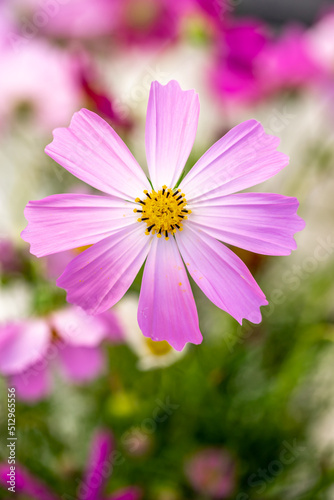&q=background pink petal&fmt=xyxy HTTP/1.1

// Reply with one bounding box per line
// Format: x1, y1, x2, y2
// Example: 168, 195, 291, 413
180, 120, 289, 202
80, 430, 114, 500
57, 225, 151, 315
138, 237, 202, 351
0, 463, 59, 500
51, 306, 119, 346
9, 362, 51, 402
145, 80, 200, 189
97, 310, 125, 343
176, 225, 268, 324
58, 344, 105, 382
45, 108, 150, 200
21, 193, 136, 258
0, 320, 51, 375
189, 193, 305, 255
